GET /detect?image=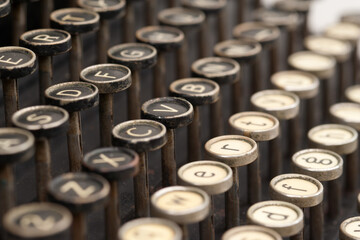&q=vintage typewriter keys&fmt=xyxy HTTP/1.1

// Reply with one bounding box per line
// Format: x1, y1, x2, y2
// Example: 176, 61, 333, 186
136, 26, 184, 98
169, 78, 220, 161
178, 160, 232, 240
45, 82, 99, 171
340, 216, 360, 240
50, 8, 100, 82
47, 172, 109, 240
205, 135, 258, 228
77, 0, 125, 63
80, 63, 131, 147
292, 148, 343, 219
151, 186, 210, 240
345, 85, 360, 104
12, 105, 69, 201
308, 124, 358, 193
229, 111, 280, 203
20, 29, 72, 104
112, 119, 167, 217
118, 217, 182, 240
270, 173, 324, 240
108, 43, 157, 120
222, 225, 282, 240
0, 46, 37, 126
192, 57, 240, 135
82, 147, 139, 240
247, 200, 304, 239
142, 97, 193, 186
3, 202, 72, 240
